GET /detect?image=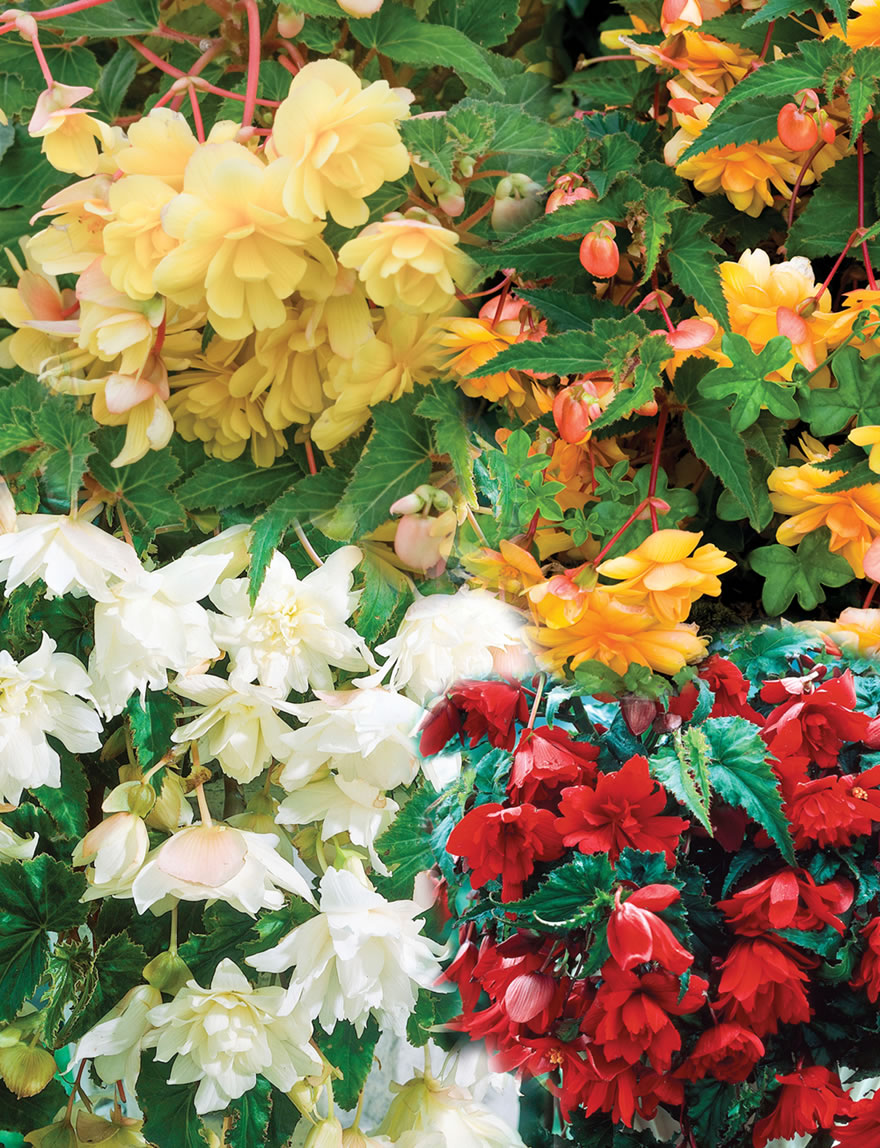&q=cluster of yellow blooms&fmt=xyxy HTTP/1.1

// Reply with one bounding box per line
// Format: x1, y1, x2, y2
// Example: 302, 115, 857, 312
0, 61, 481, 466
